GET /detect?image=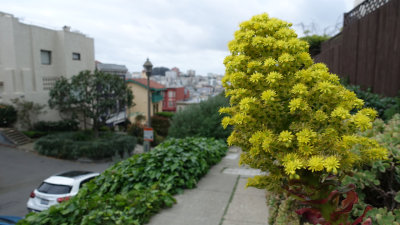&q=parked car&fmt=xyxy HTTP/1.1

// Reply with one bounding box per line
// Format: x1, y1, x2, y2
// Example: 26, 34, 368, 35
0, 215, 22, 225
27, 171, 99, 212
